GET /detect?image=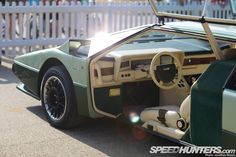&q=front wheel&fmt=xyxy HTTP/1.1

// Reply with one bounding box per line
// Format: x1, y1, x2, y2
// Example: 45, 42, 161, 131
41, 65, 80, 129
